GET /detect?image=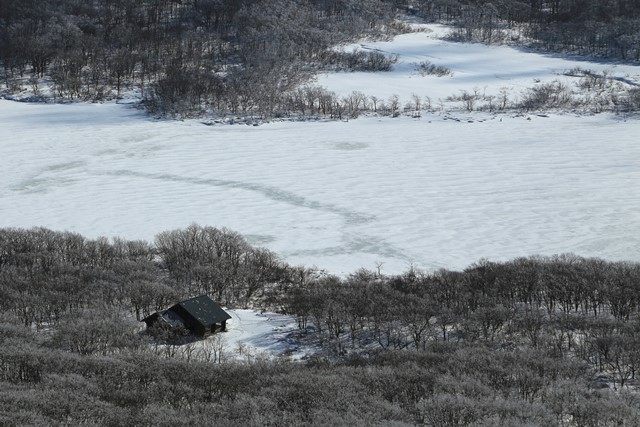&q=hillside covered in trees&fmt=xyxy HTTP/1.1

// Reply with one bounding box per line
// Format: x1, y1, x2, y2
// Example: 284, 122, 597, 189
1, 226, 639, 424
1, 1, 639, 117
0, 0, 398, 115
413, 0, 640, 61
2, 2, 640, 425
